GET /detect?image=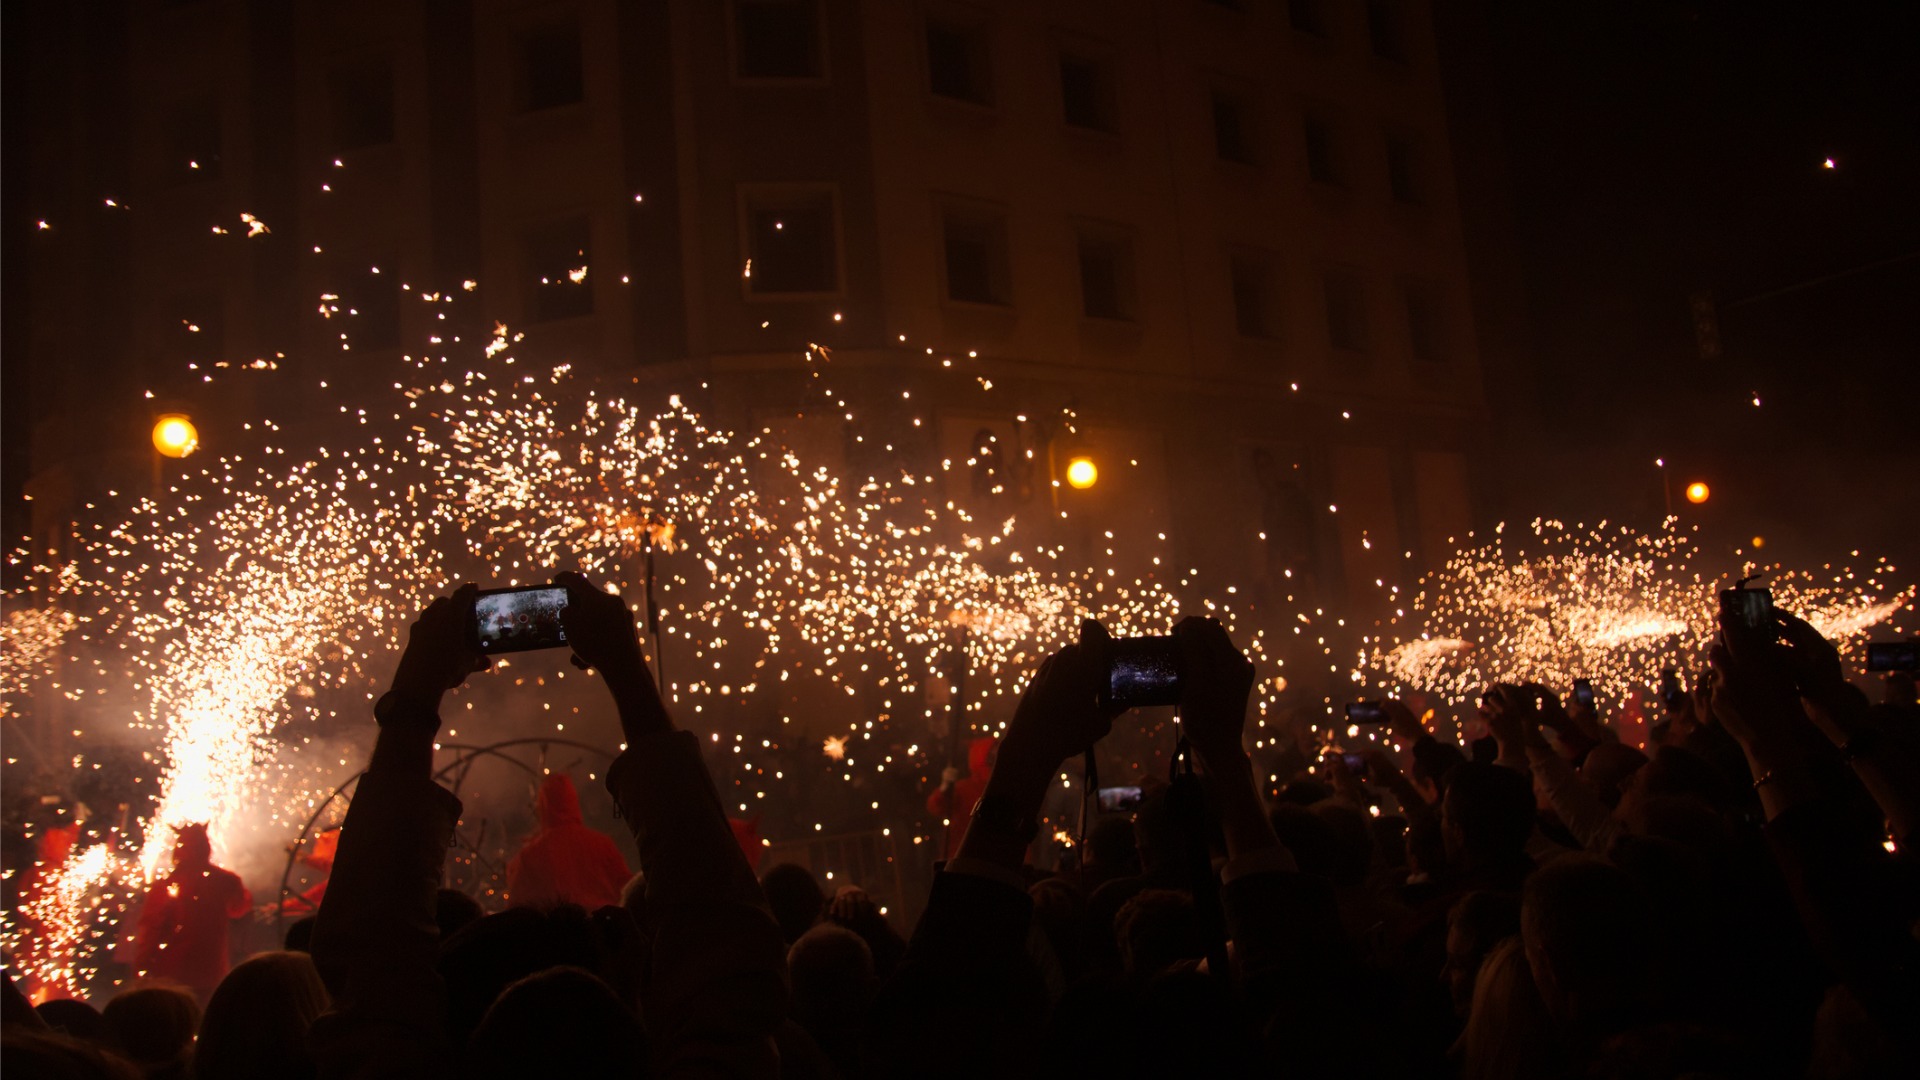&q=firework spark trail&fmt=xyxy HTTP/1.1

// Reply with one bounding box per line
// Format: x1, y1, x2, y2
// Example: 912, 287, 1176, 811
1362, 519, 1914, 710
